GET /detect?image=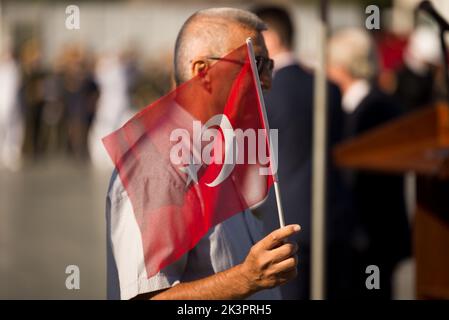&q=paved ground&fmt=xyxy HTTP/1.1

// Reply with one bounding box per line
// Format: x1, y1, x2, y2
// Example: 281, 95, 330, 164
0, 158, 110, 299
